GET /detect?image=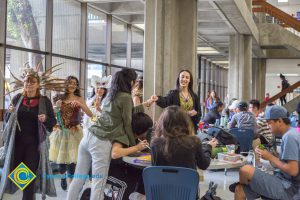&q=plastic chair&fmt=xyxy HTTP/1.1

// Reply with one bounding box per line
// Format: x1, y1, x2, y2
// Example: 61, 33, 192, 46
229, 128, 255, 153
143, 166, 199, 200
